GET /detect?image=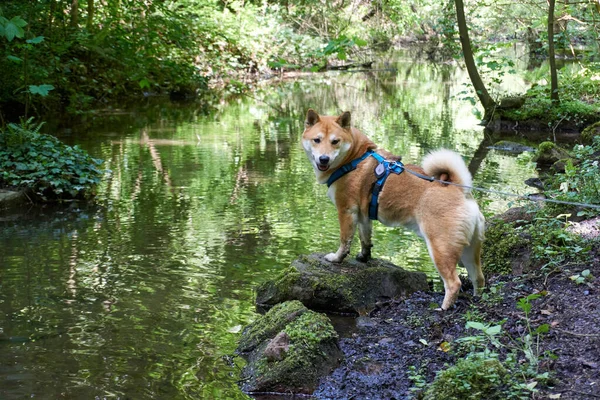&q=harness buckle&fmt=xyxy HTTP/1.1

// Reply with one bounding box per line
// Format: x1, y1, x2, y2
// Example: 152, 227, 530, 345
375, 163, 386, 178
